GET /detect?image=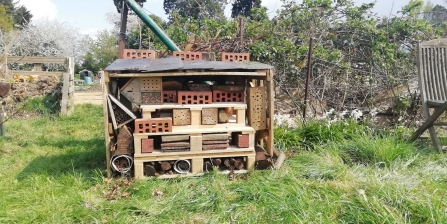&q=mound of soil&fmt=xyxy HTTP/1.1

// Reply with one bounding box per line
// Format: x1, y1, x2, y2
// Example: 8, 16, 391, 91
0, 76, 62, 118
